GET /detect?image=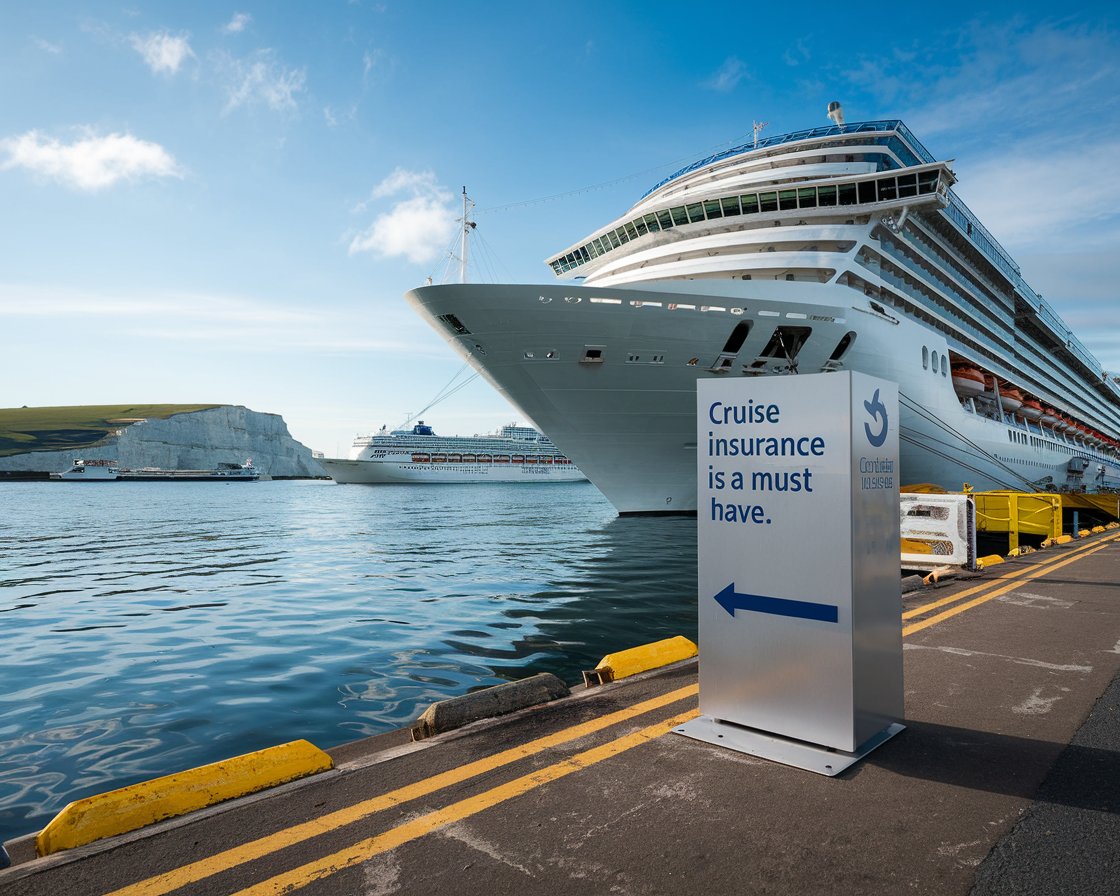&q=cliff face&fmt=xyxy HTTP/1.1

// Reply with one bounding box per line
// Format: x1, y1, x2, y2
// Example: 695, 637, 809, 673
0, 406, 325, 478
